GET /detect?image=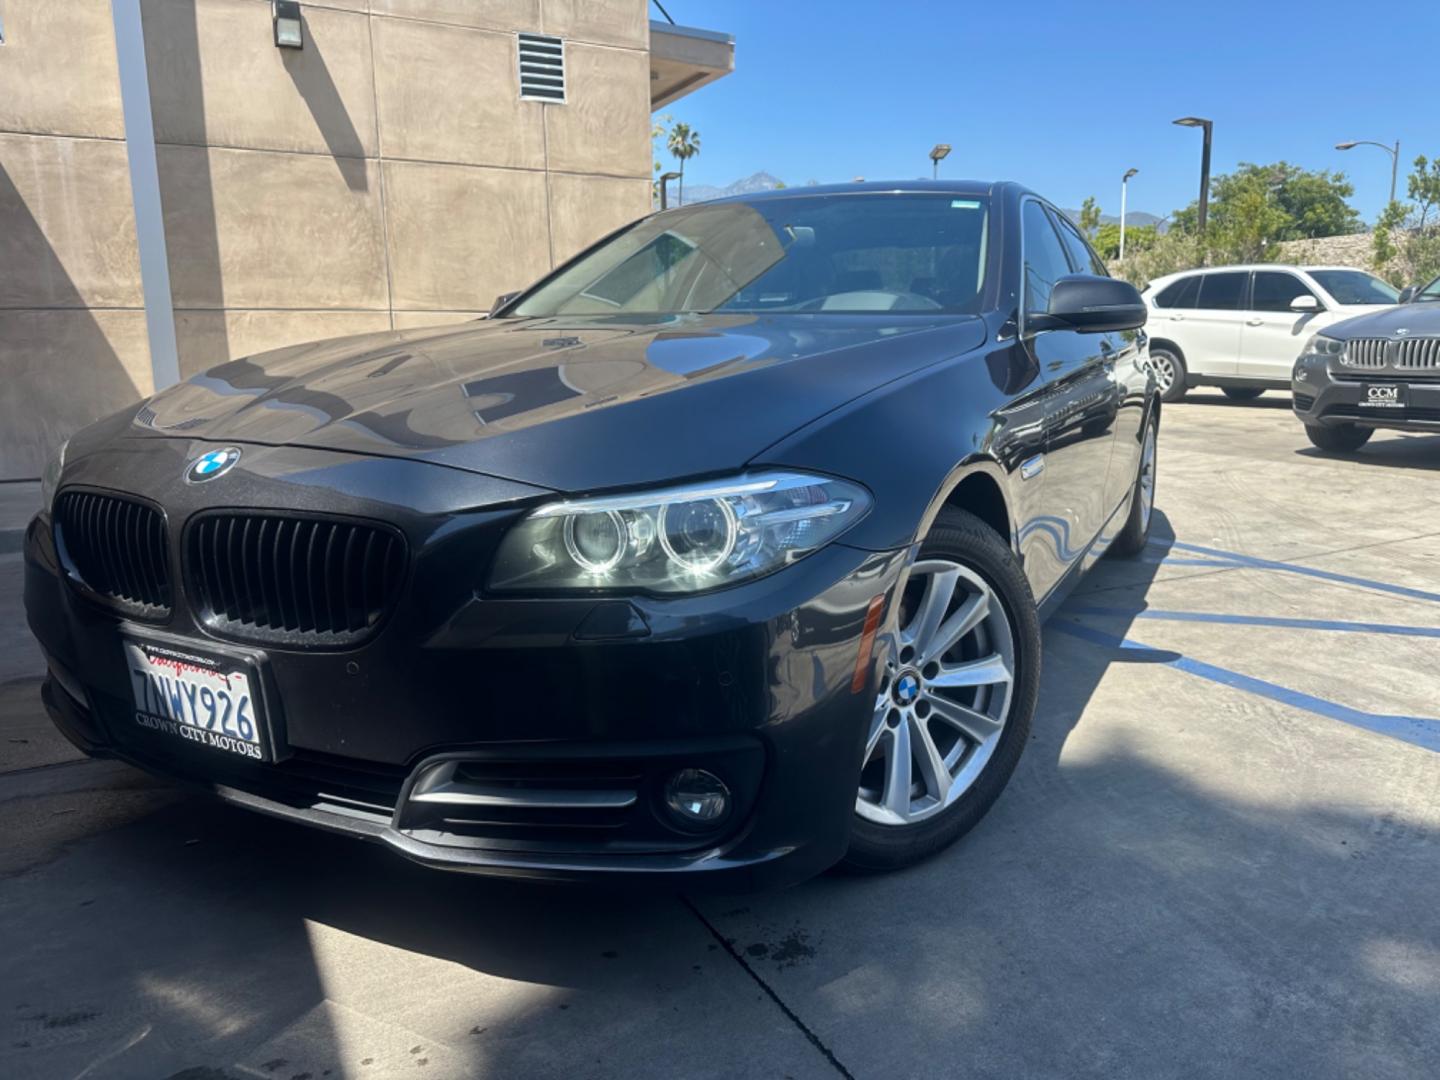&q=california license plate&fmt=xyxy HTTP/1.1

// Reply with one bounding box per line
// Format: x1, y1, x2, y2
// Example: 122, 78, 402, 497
124, 637, 269, 760
1360, 383, 1406, 409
